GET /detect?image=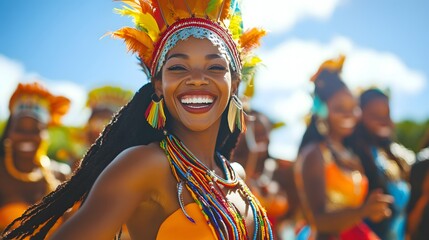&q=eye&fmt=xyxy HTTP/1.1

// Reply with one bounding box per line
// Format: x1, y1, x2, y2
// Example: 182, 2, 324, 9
208, 65, 227, 71
167, 65, 187, 71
